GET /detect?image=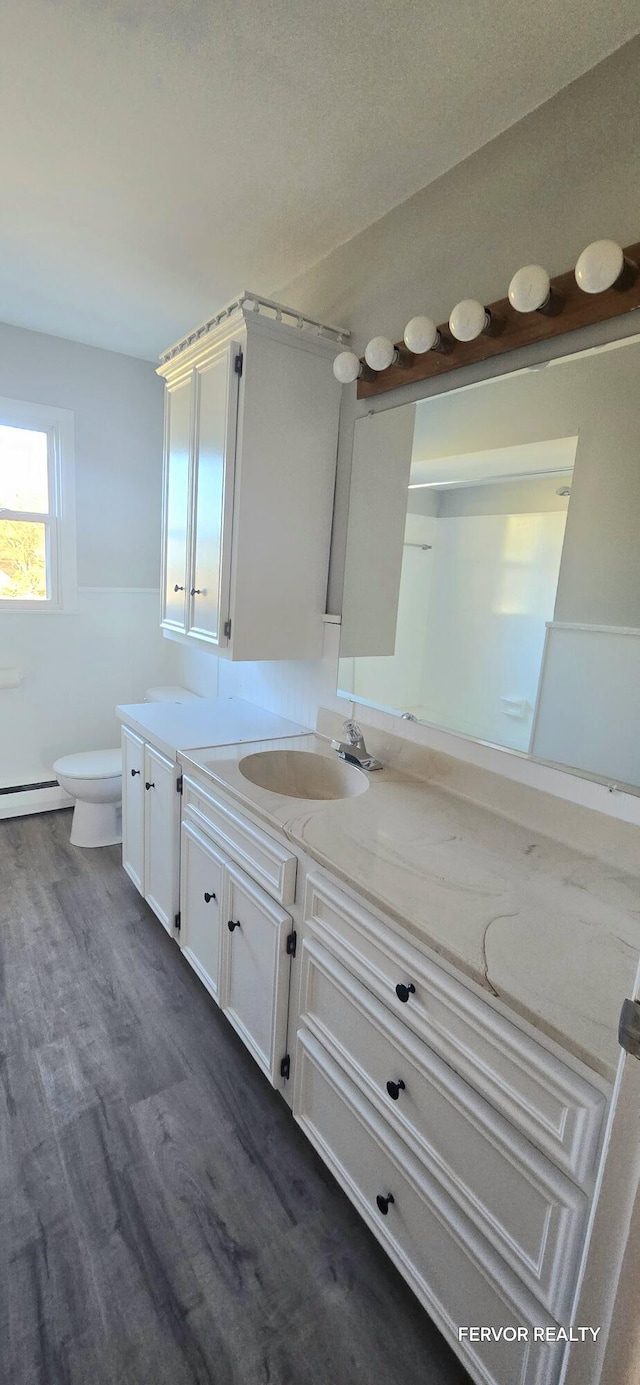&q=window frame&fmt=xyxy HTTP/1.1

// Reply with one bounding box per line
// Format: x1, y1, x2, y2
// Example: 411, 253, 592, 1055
0, 396, 76, 613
